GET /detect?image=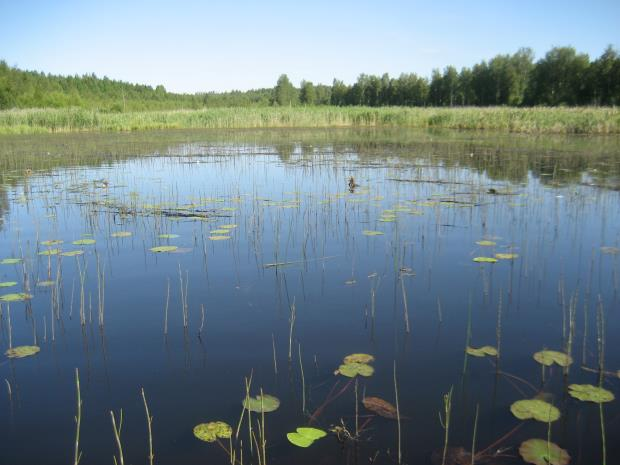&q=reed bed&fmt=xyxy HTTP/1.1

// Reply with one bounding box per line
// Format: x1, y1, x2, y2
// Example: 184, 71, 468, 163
0, 106, 618, 135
